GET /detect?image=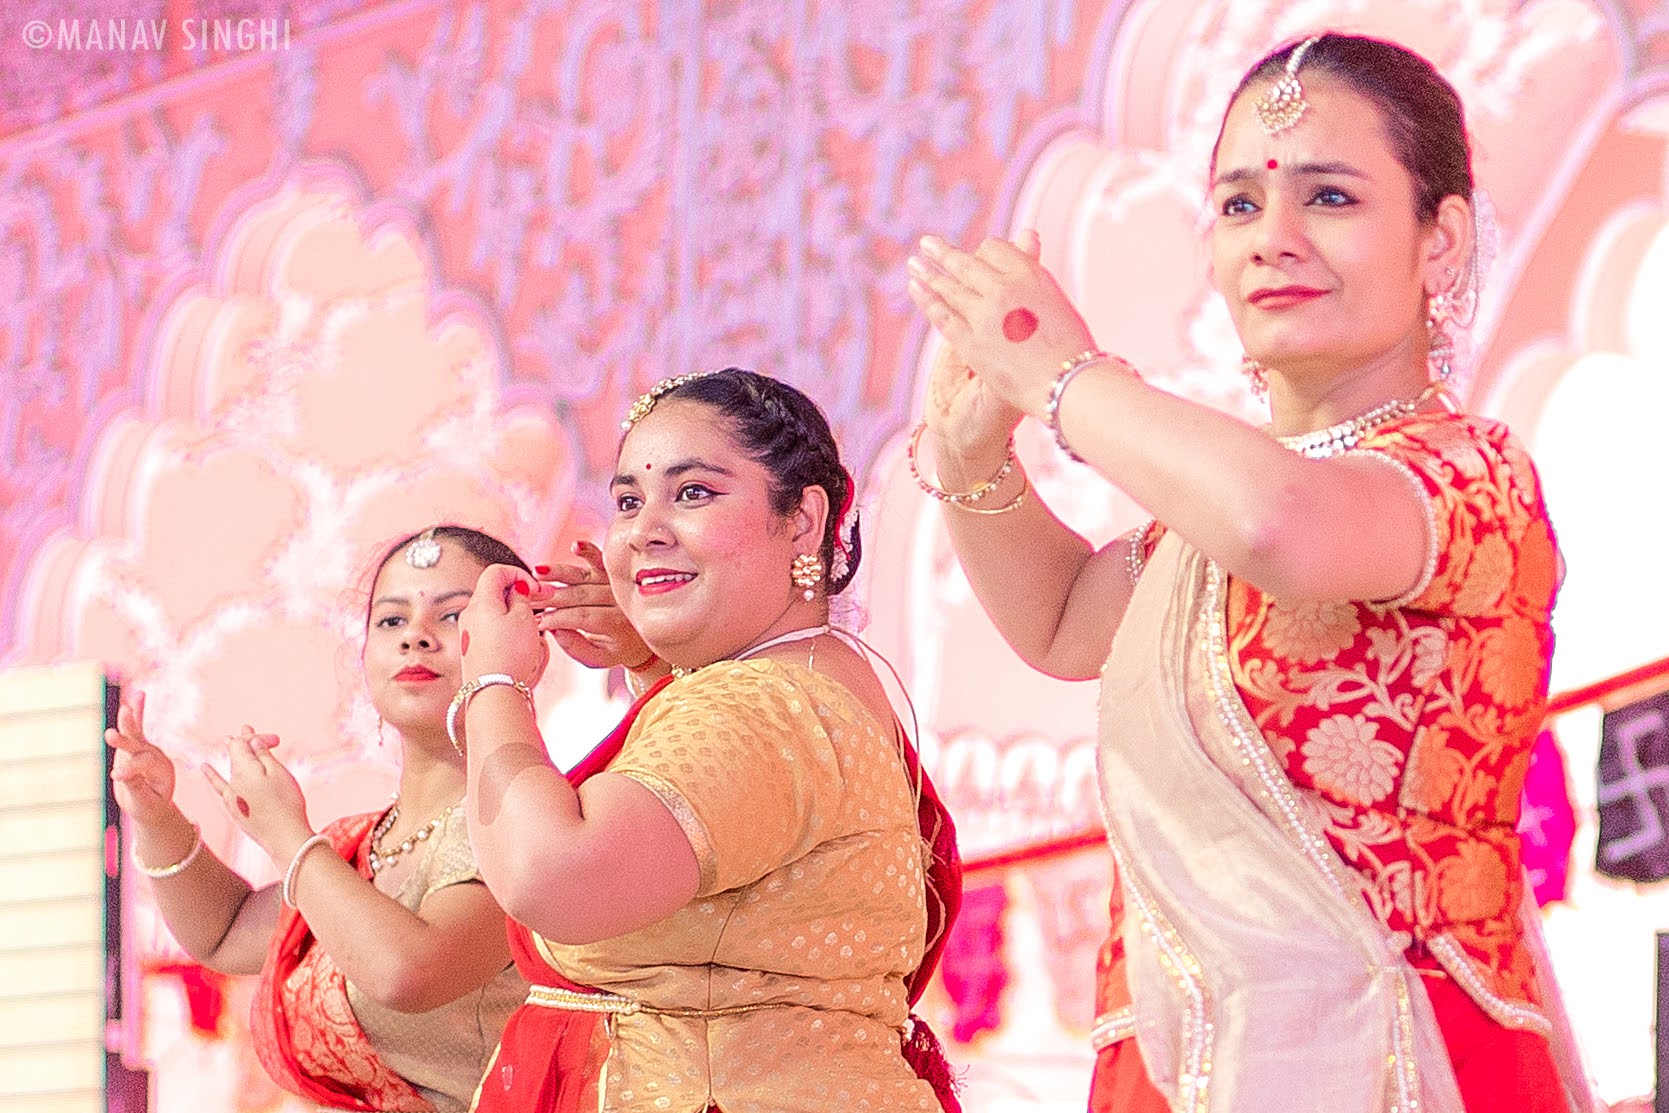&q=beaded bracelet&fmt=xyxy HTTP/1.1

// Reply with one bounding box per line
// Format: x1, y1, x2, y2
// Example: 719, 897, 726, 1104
1045, 349, 1112, 463
134, 823, 204, 879
906, 422, 1017, 505
447, 673, 536, 756
281, 833, 332, 908
950, 470, 1030, 516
